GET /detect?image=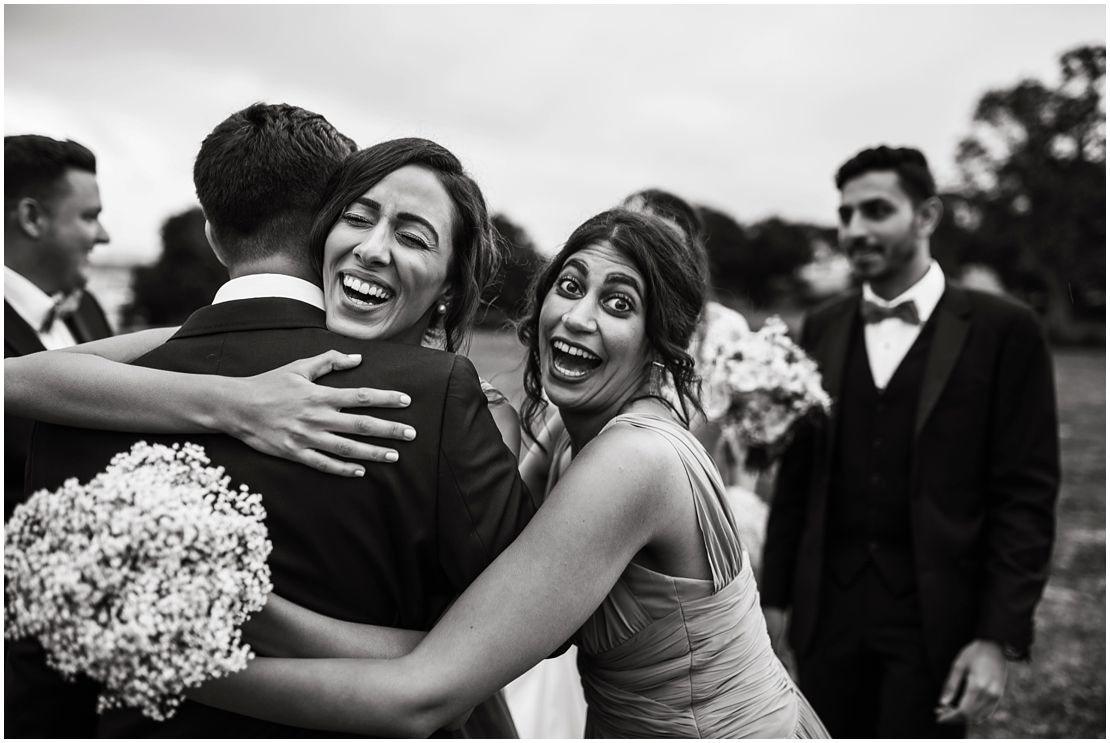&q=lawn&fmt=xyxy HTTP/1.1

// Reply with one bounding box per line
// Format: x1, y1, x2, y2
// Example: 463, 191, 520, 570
468, 331, 1106, 738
